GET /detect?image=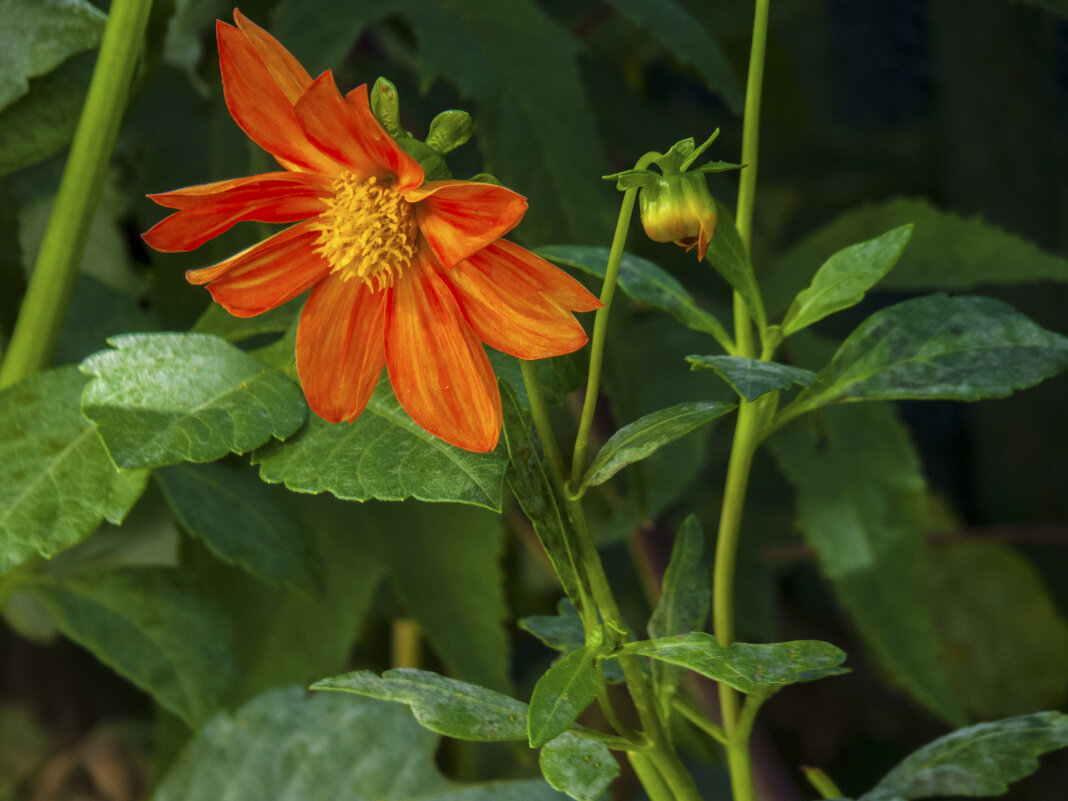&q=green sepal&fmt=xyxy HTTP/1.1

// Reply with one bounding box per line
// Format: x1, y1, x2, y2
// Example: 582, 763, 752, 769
694, 160, 745, 174
426, 109, 473, 154
602, 168, 659, 191
369, 76, 404, 137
